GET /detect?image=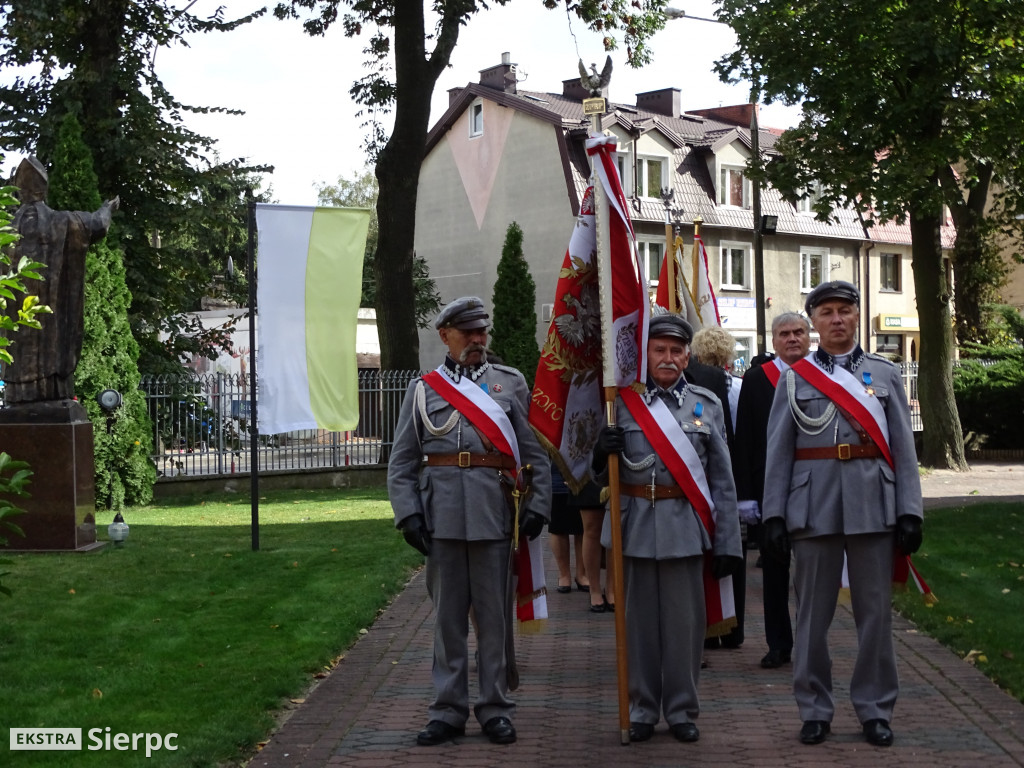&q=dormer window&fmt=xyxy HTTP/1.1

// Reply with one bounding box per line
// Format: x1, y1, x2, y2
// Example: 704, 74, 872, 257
615, 152, 667, 198
469, 100, 484, 137
796, 182, 822, 214
718, 165, 749, 208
